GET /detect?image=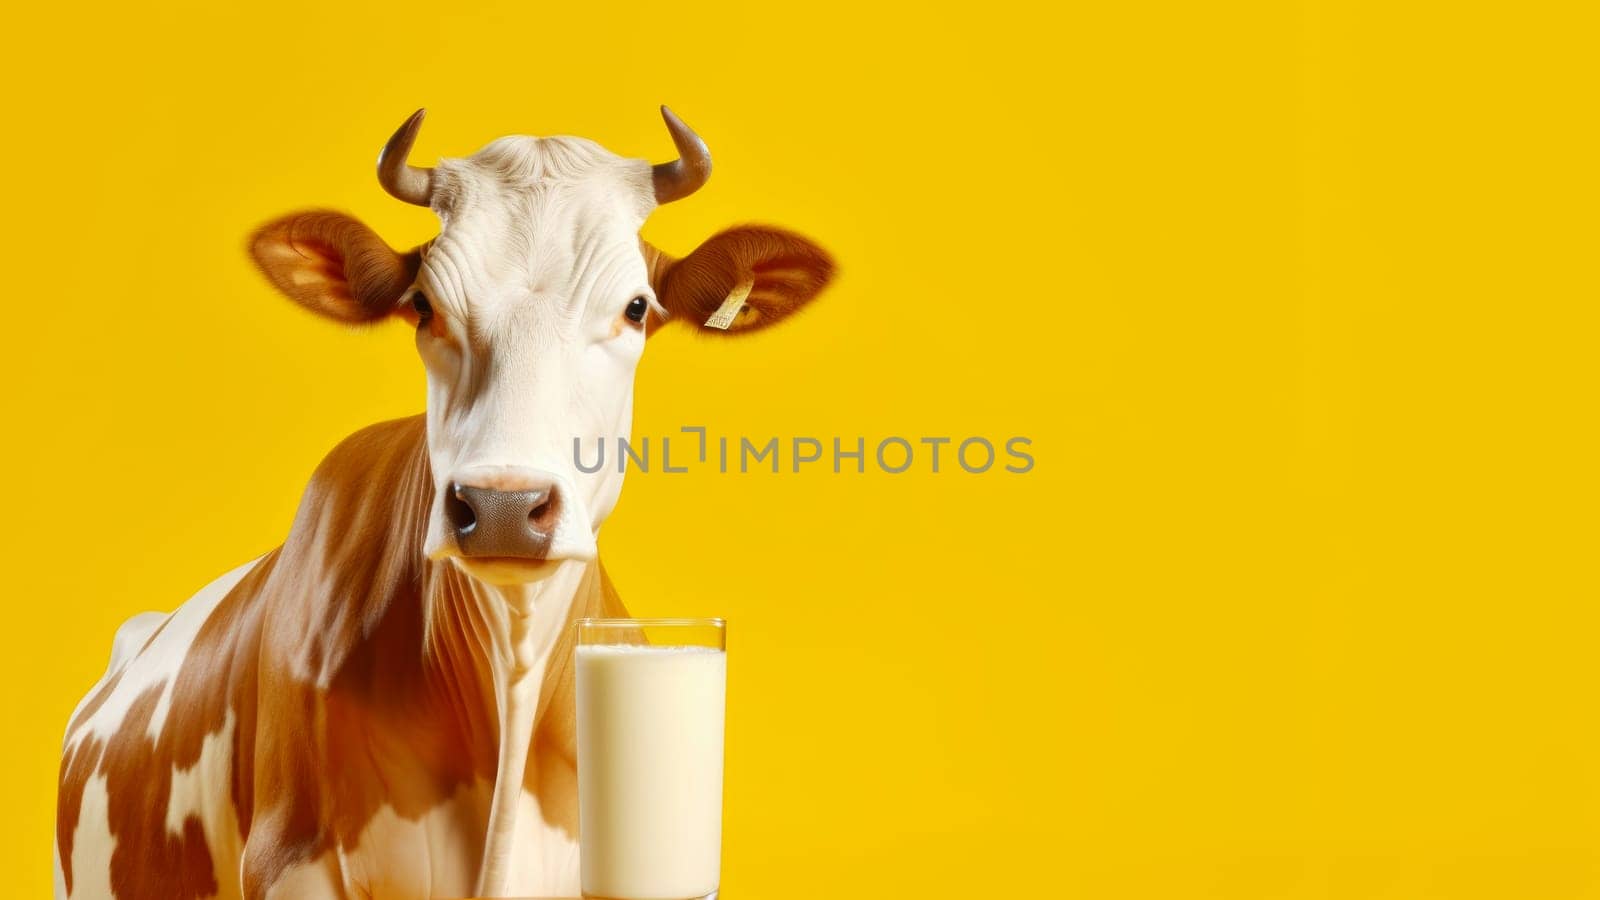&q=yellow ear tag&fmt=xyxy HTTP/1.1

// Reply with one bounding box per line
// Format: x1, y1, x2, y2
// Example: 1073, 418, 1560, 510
704, 276, 754, 330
